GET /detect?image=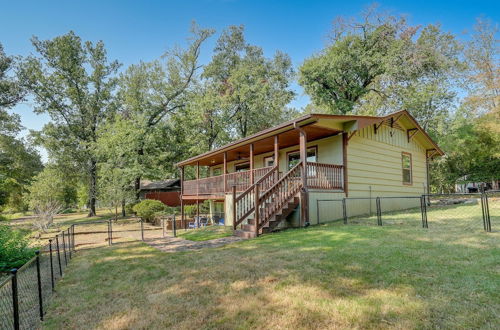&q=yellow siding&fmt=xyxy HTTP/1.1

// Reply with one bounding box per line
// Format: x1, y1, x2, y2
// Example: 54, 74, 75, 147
347, 124, 427, 197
